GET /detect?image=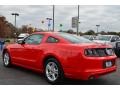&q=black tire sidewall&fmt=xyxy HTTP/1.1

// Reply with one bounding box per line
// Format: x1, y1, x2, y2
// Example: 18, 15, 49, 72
44, 58, 64, 84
